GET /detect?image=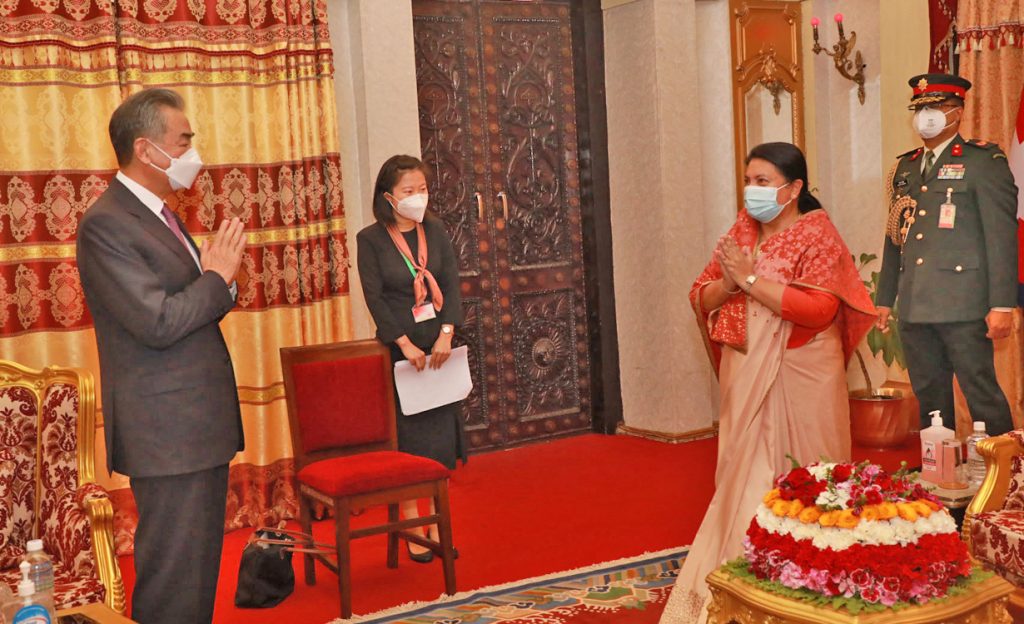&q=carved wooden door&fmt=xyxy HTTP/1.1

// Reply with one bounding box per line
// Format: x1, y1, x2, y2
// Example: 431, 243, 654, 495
413, 0, 592, 451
